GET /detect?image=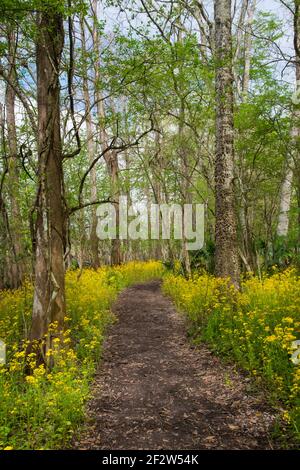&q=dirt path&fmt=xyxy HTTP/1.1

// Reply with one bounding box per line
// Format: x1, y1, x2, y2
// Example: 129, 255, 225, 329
75, 280, 277, 450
